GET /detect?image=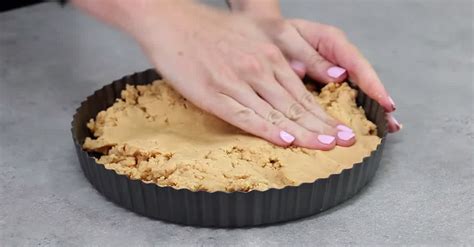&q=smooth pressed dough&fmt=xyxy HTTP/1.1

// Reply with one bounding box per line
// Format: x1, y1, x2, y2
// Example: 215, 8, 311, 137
83, 80, 380, 192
